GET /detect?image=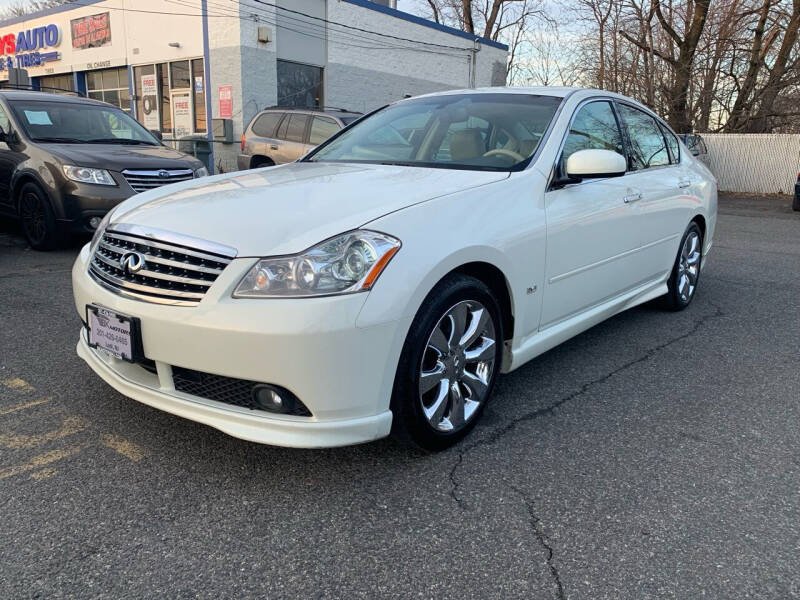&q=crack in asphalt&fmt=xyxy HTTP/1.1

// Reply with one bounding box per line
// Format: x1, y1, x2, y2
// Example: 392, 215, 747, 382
509, 484, 566, 600
449, 299, 725, 508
